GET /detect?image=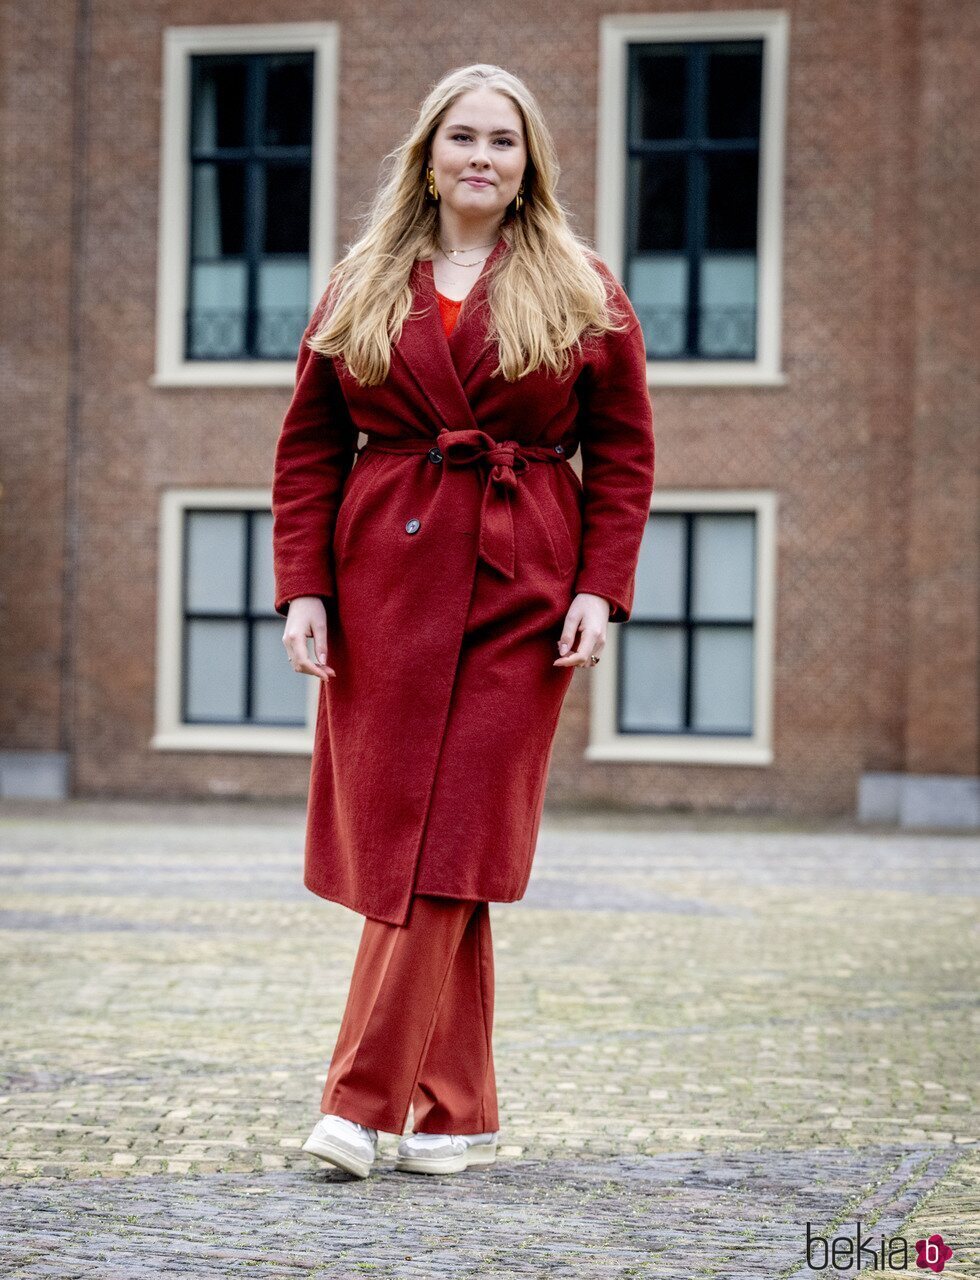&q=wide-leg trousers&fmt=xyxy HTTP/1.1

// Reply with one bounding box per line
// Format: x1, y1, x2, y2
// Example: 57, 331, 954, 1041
320, 894, 499, 1135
